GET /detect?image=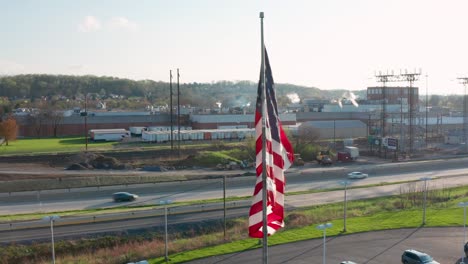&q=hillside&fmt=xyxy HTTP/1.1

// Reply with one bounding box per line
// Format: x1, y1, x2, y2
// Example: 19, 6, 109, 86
0, 74, 366, 110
